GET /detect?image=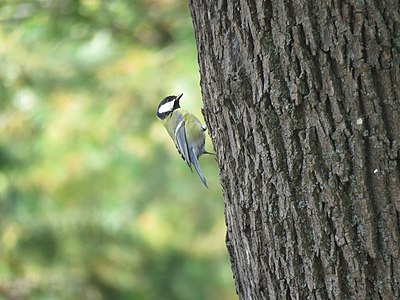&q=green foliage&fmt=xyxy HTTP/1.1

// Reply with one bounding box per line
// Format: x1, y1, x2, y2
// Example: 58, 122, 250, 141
0, 1, 235, 299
